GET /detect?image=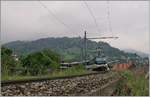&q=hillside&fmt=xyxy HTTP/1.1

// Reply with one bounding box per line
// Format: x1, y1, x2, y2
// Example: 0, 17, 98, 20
3, 37, 139, 62
123, 49, 149, 58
